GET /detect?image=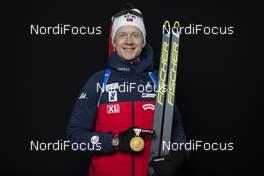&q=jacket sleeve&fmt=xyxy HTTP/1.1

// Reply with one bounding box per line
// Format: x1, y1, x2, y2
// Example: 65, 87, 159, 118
66, 72, 115, 154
